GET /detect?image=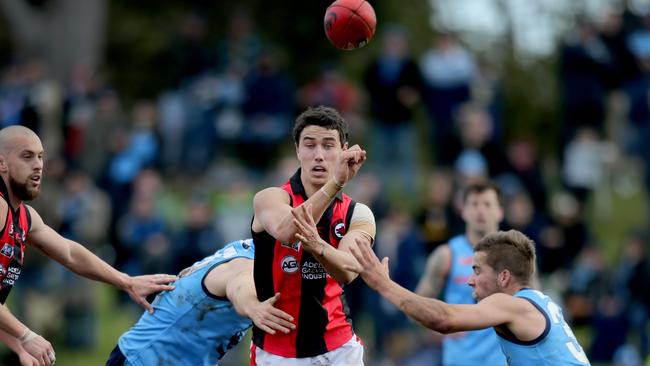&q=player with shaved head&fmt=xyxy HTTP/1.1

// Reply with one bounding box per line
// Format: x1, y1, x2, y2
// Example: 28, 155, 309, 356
0, 126, 177, 366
